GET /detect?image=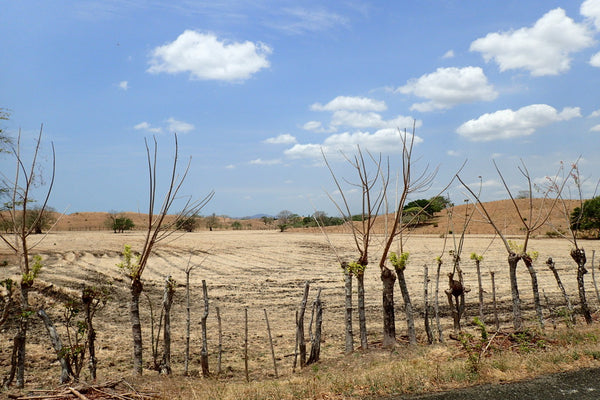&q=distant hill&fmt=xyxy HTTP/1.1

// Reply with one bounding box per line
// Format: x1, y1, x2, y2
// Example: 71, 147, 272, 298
49, 198, 580, 236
